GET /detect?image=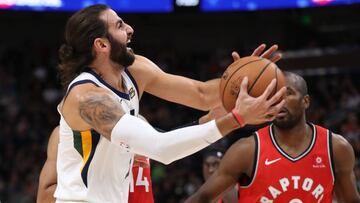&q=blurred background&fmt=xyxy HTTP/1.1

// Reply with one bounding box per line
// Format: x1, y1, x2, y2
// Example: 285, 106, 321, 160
0, 0, 359, 202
